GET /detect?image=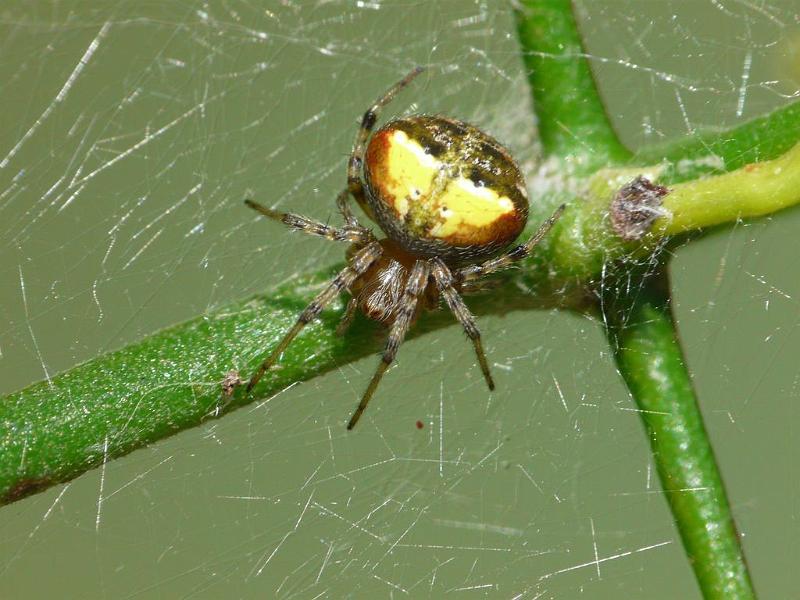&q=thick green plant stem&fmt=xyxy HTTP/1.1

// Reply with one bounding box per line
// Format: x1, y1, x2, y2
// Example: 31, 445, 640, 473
515, 2, 758, 598
0, 264, 561, 505
514, 0, 632, 166
606, 272, 755, 599
0, 276, 381, 504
